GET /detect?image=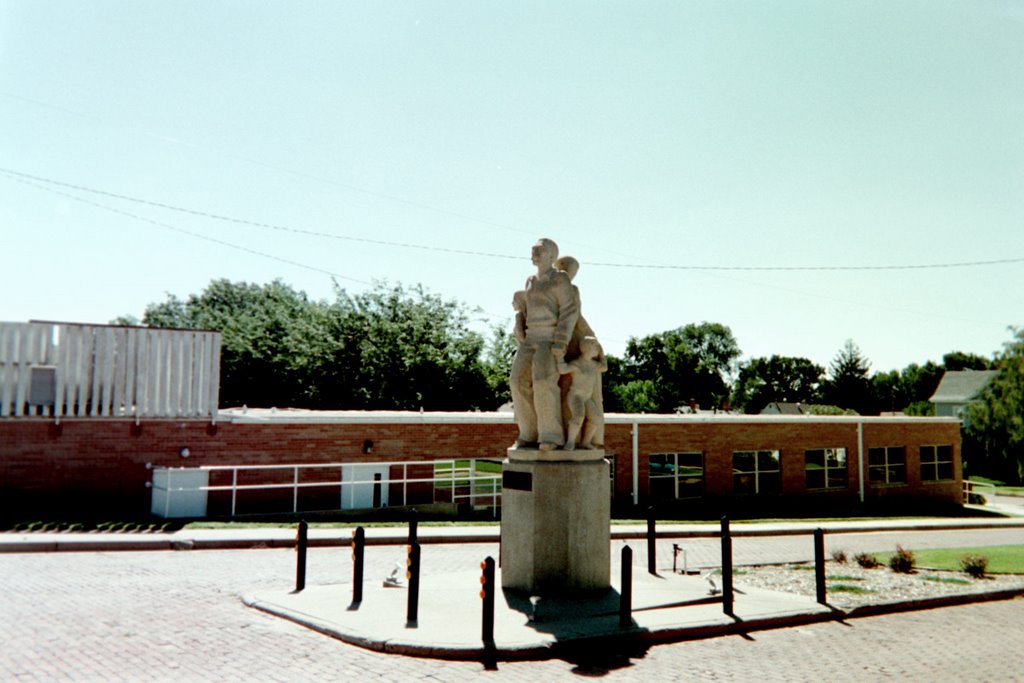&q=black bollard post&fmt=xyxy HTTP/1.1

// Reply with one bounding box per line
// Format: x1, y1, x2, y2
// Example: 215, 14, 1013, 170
720, 516, 733, 616
647, 506, 656, 575
620, 545, 633, 628
351, 526, 365, 605
406, 542, 421, 625
295, 520, 308, 592
814, 528, 827, 605
480, 556, 496, 644
408, 508, 418, 546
